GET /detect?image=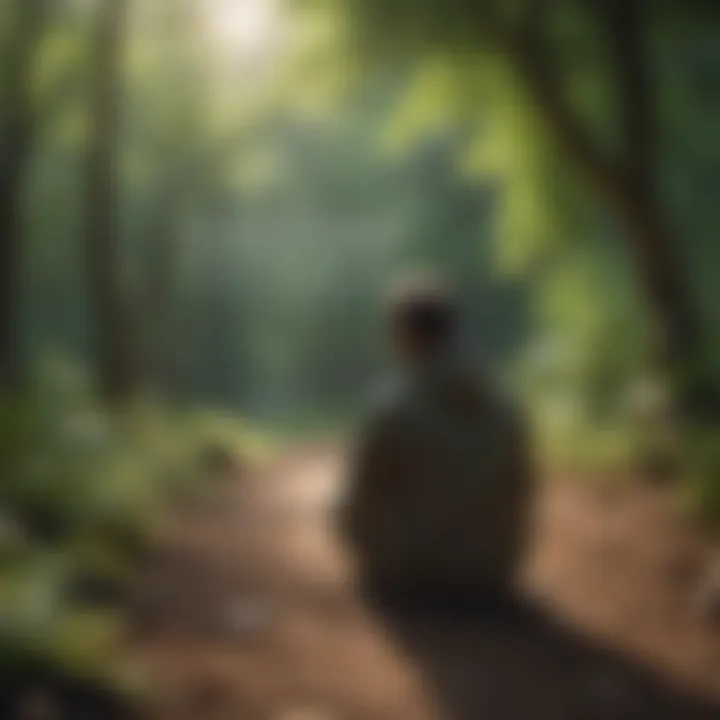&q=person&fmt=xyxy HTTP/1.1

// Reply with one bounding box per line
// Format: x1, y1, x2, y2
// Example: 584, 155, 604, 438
338, 276, 534, 612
